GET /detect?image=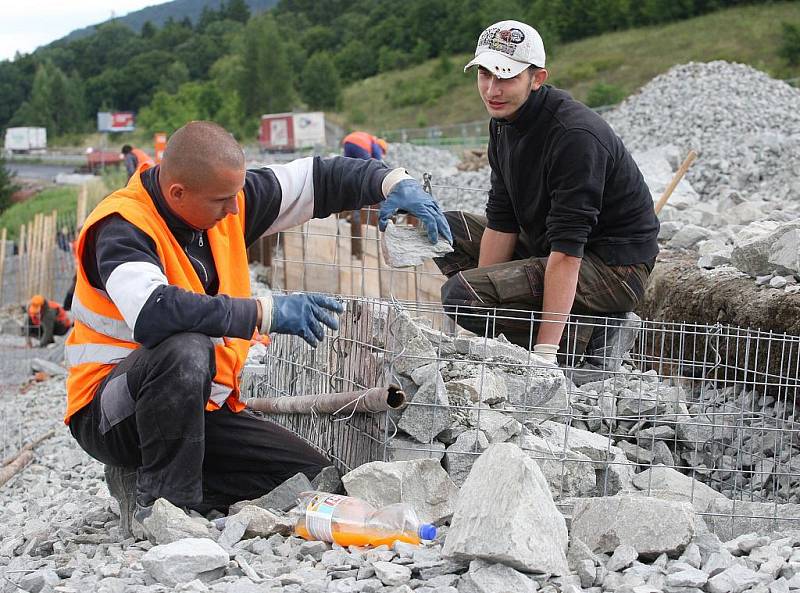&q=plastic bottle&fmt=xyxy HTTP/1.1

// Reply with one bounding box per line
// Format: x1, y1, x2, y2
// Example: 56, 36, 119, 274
293, 491, 437, 547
